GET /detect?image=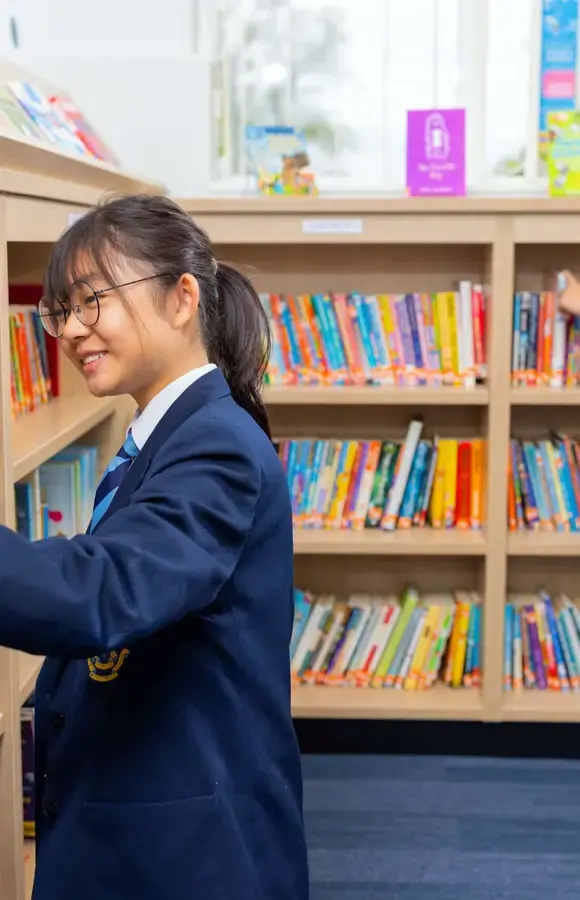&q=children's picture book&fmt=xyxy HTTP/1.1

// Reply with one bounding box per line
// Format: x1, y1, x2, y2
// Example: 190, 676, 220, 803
245, 125, 318, 196
547, 110, 580, 195
0, 86, 43, 141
